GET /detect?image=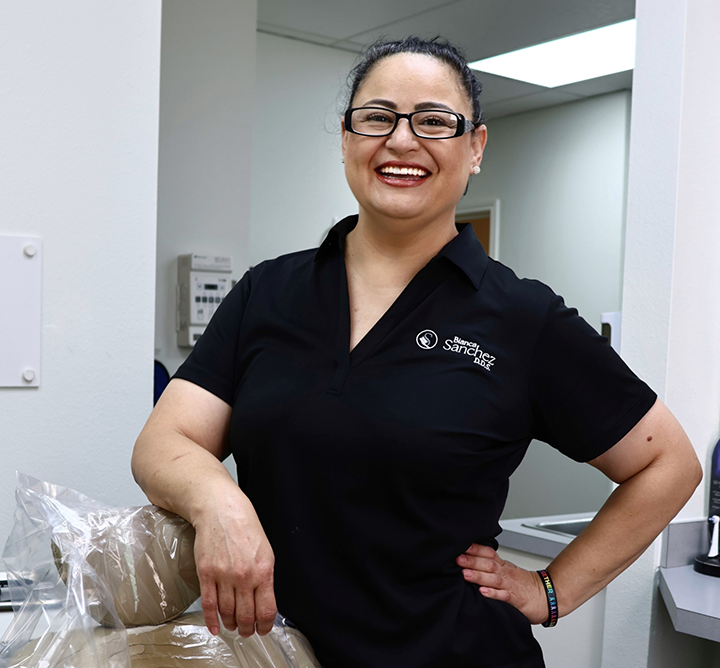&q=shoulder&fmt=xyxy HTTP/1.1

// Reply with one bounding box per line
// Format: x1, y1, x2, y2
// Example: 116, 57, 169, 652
249, 247, 317, 279
243, 247, 318, 294
481, 257, 558, 321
